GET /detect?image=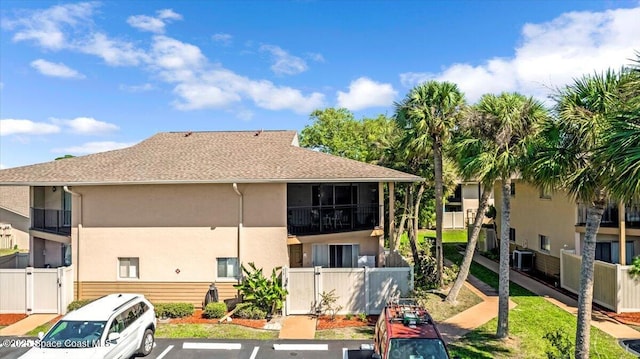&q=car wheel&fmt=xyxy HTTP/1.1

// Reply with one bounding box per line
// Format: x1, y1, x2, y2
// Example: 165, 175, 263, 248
137, 328, 154, 356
